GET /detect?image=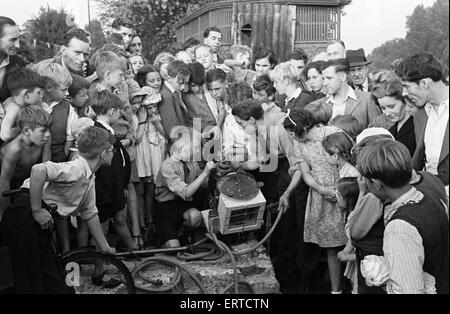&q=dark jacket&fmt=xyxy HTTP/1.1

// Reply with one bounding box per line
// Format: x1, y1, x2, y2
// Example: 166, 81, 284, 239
0, 55, 27, 103
159, 83, 191, 140
49, 101, 71, 162
94, 121, 131, 220
274, 90, 315, 113
389, 115, 416, 157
